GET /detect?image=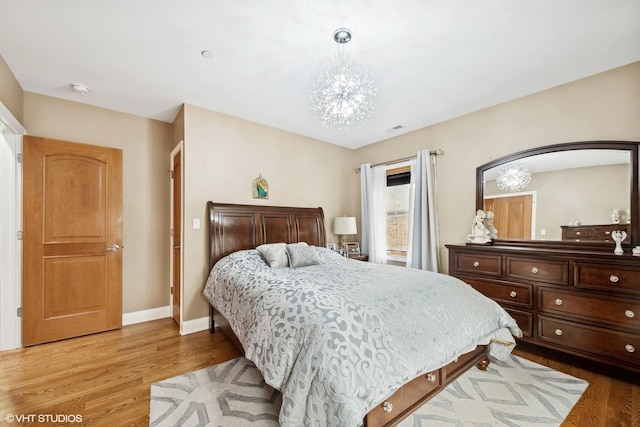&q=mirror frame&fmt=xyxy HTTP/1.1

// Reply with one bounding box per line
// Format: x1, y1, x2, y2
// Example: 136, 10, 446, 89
476, 141, 640, 250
